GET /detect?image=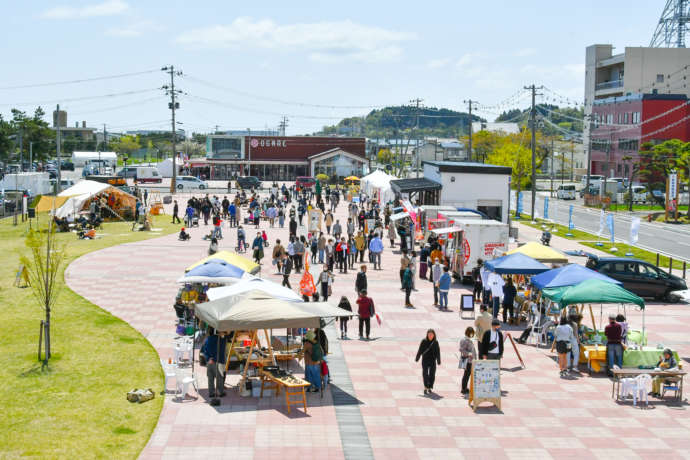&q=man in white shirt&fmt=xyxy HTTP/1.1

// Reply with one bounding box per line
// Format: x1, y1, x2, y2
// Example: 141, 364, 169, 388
487, 272, 505, 319
480, 319, 504, 360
